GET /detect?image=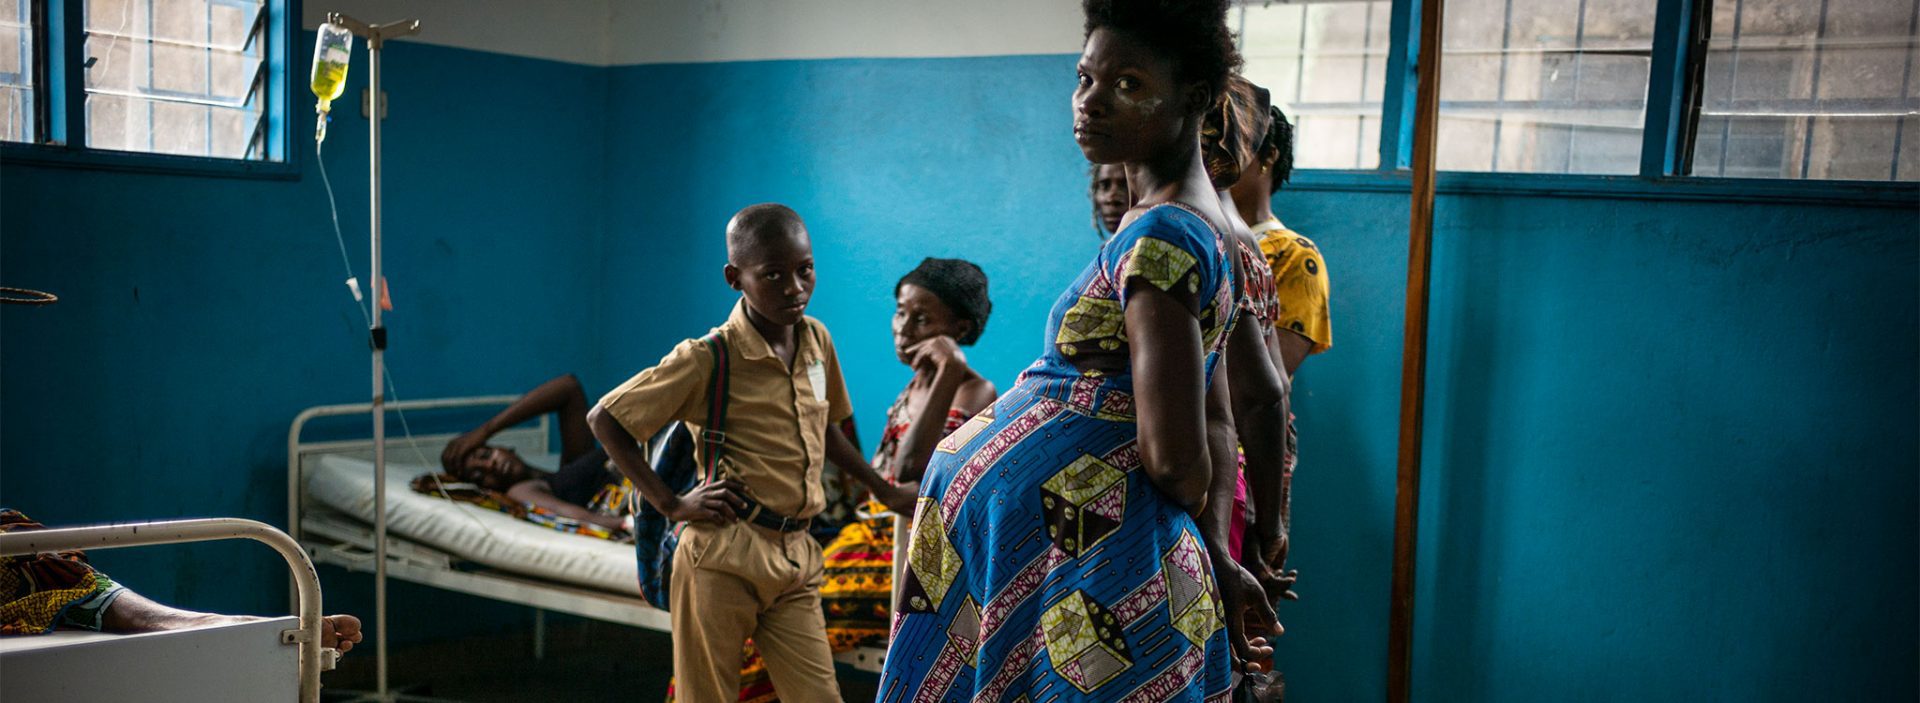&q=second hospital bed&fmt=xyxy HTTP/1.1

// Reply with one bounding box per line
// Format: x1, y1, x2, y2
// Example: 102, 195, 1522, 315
287, 396, 889, 673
